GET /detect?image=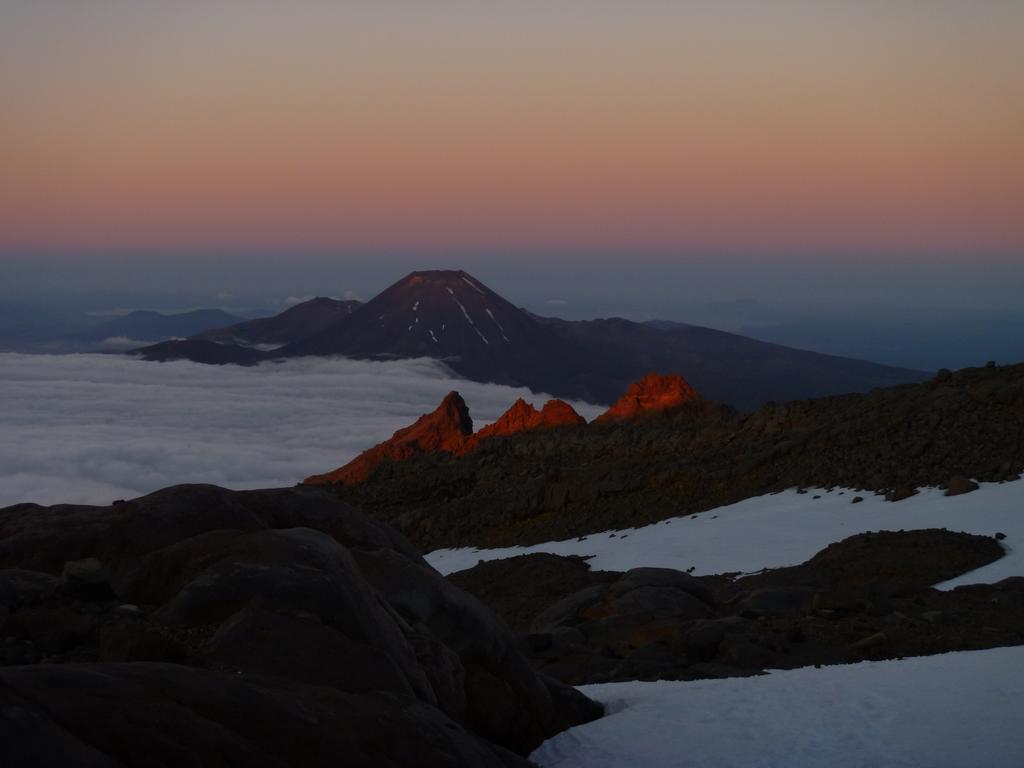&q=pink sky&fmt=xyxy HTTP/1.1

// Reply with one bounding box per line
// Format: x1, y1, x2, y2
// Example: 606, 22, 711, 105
1, 3, 1022, 257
